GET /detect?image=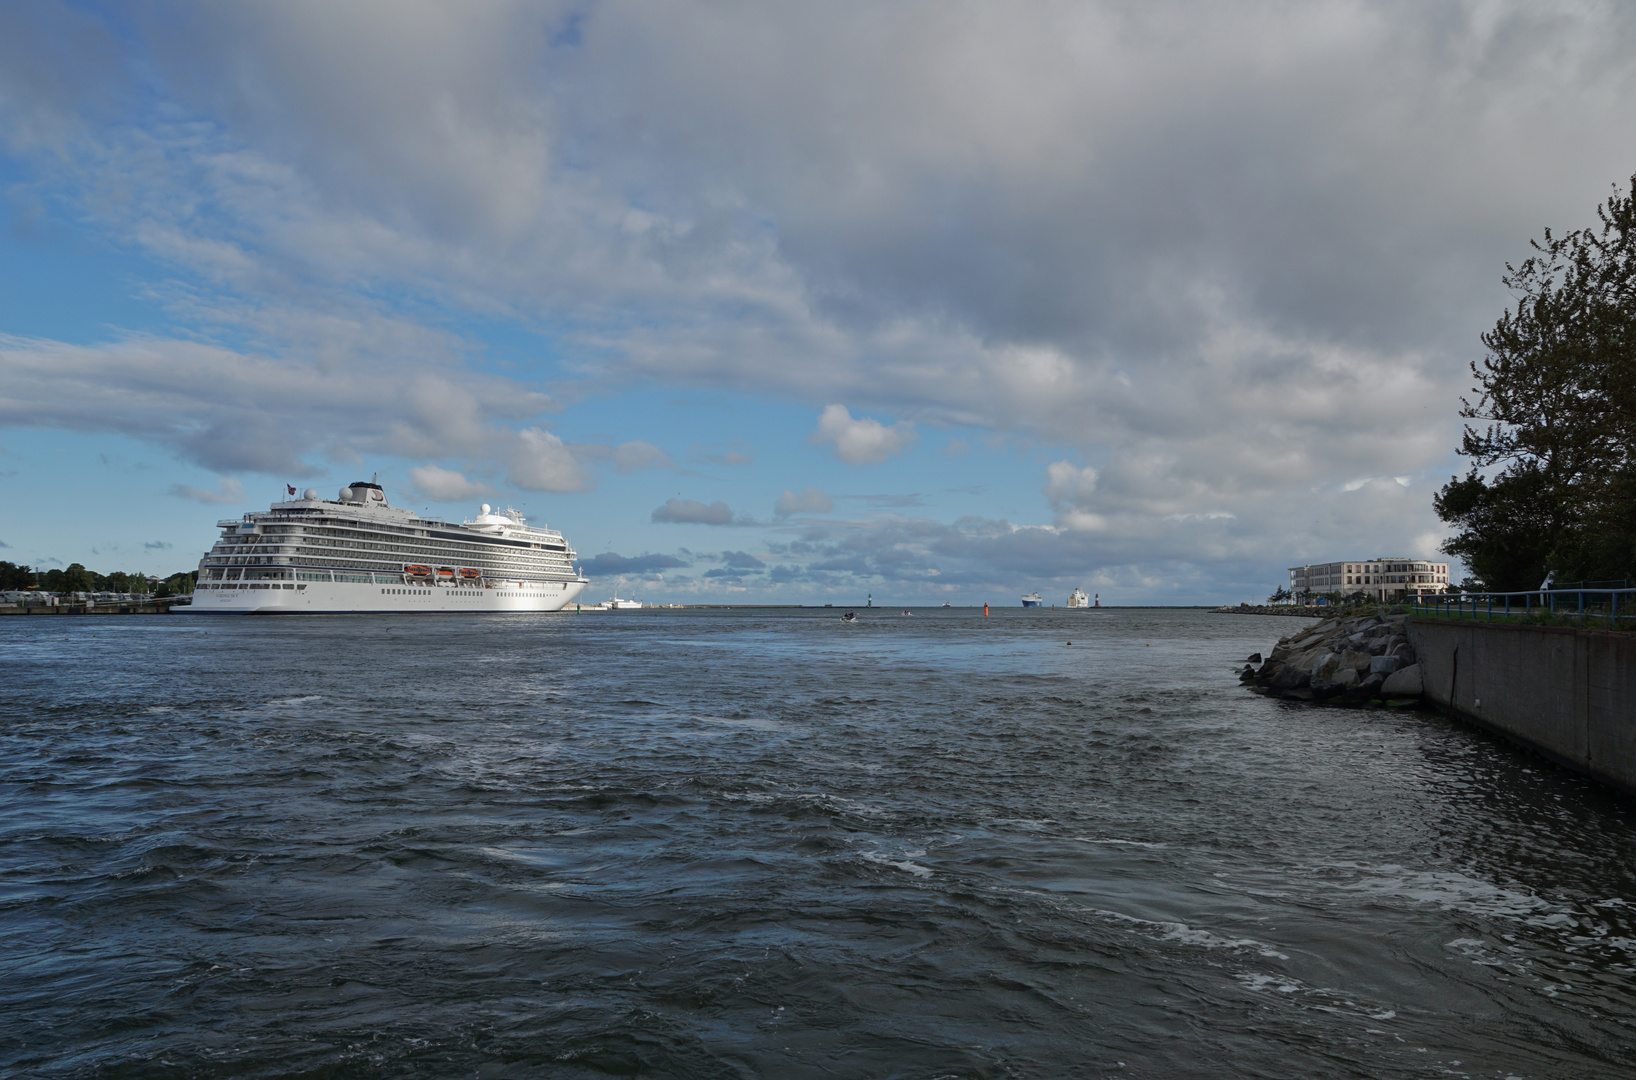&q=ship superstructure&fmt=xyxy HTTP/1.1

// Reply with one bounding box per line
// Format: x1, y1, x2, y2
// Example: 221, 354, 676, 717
186, 480, 588, 614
